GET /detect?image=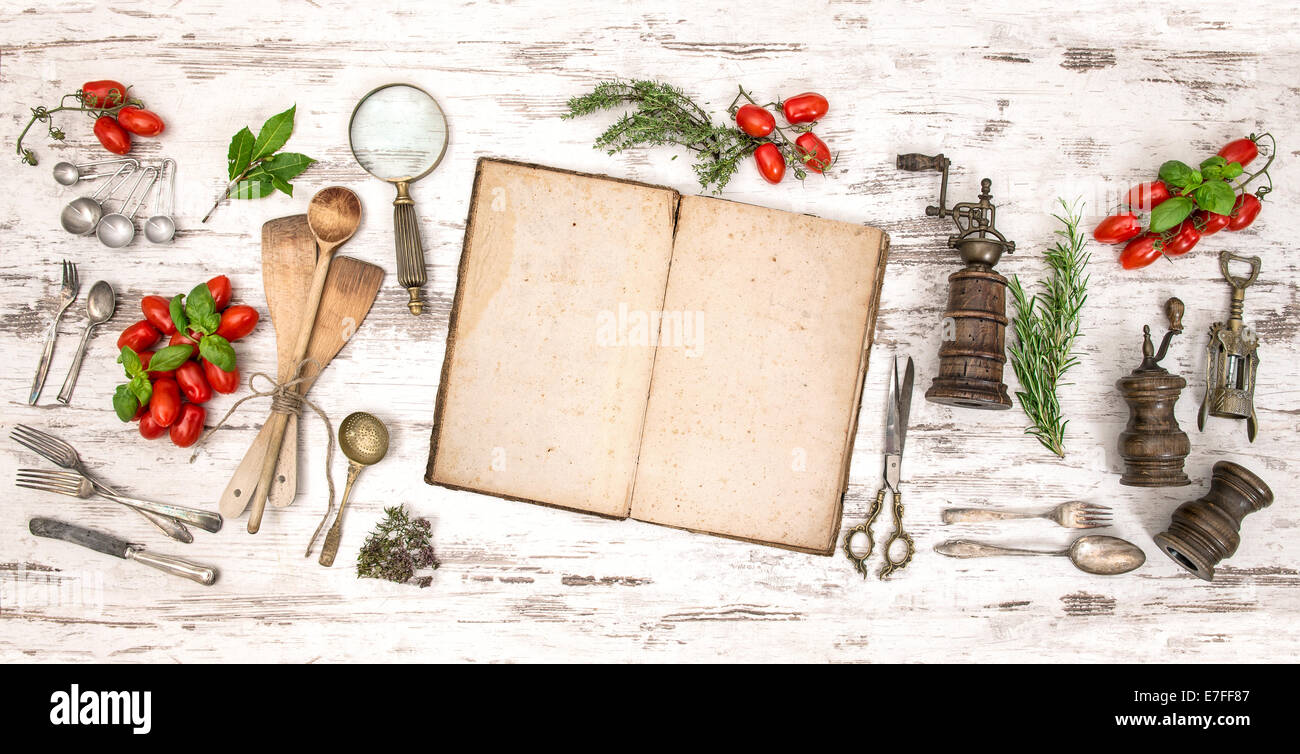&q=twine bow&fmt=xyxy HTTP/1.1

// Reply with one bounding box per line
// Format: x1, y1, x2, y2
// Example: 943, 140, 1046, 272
190, 360, 338, 555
